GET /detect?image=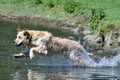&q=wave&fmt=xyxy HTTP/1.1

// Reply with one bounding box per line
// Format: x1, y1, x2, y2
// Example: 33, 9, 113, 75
69, 44, 120, 67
